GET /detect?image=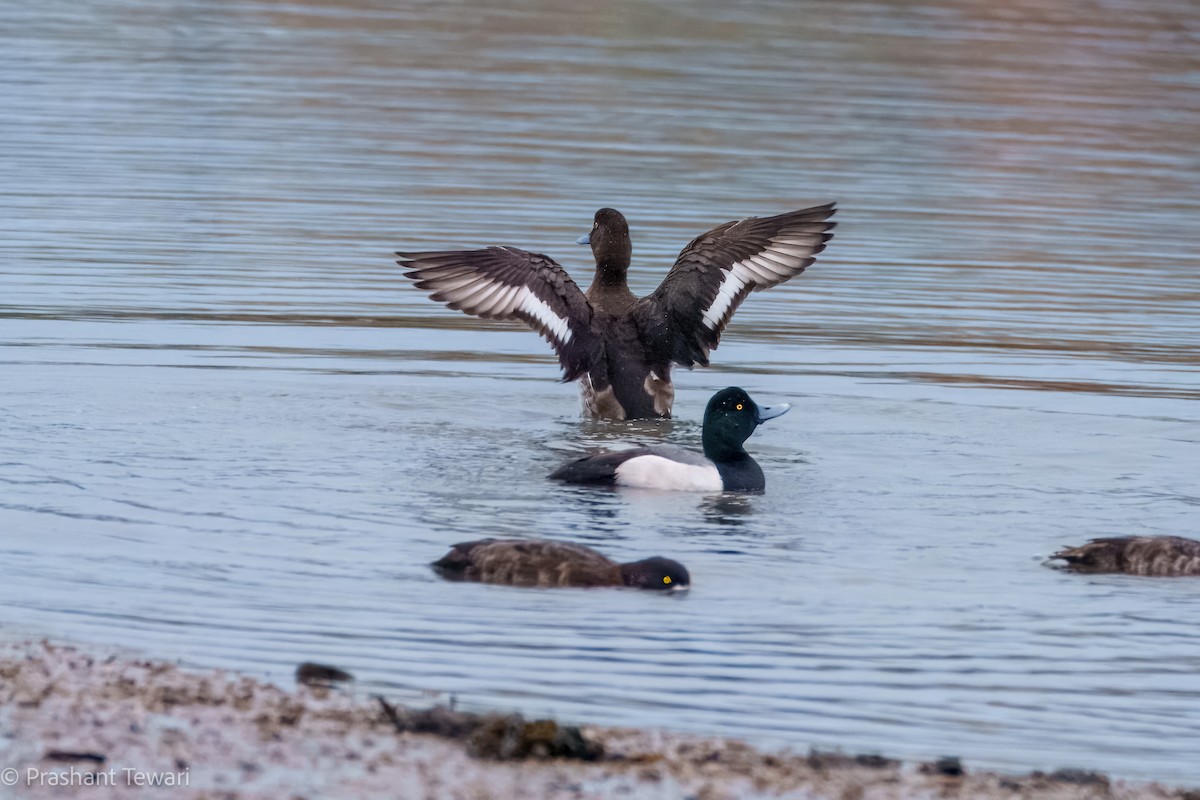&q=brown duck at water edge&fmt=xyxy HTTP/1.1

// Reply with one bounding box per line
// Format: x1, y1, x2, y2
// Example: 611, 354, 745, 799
399, 204, 835, 420
431, 539, 690, 590
1052, 536, 1200, 577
